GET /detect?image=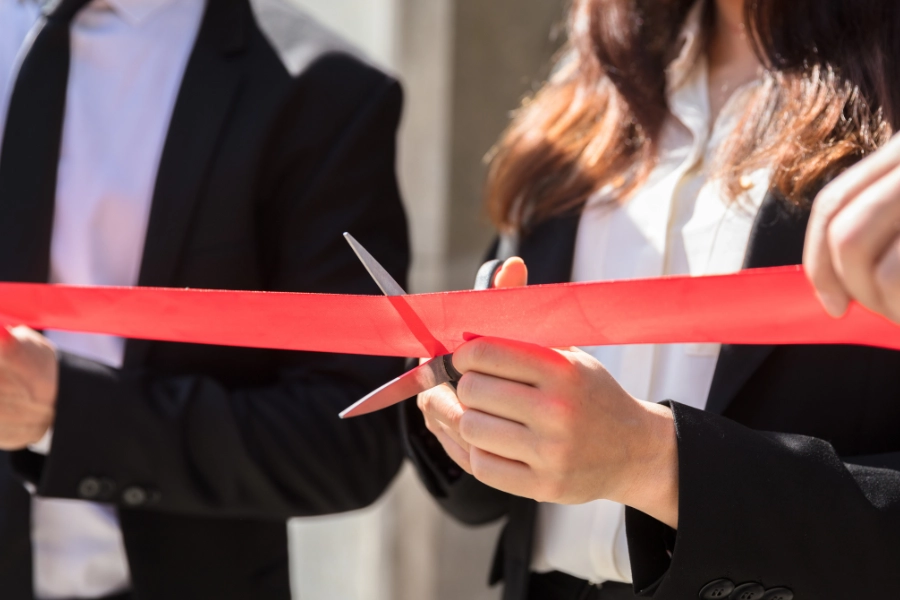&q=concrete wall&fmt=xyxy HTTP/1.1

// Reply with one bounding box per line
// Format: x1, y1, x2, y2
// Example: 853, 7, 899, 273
445, 0, 566, 288
285, 1, 565, 598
